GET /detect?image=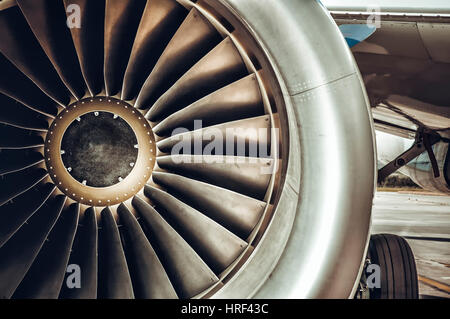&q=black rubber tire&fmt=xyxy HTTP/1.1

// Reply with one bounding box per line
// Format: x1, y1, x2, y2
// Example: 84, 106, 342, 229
368, 234, 419, 299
